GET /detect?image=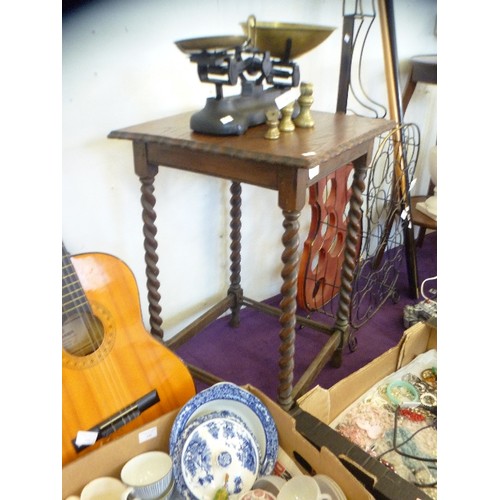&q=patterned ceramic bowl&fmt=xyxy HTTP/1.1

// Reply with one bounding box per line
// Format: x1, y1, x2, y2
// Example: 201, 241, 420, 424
170, 383, 278, 476
179, 416, 259, 499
